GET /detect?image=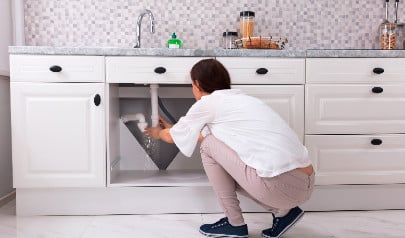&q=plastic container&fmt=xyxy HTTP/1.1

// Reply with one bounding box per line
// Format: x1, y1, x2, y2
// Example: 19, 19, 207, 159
222, 31, 238, 49
380, 22, 397, 50
167, 32, 182, 48
240, 11, 255, 38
